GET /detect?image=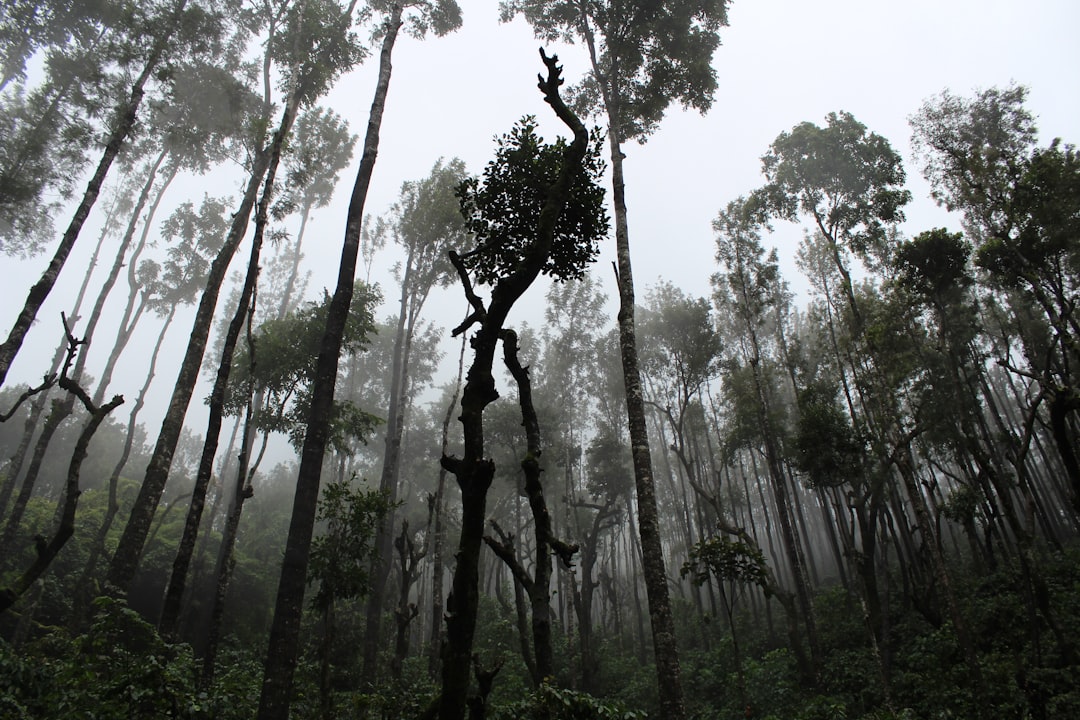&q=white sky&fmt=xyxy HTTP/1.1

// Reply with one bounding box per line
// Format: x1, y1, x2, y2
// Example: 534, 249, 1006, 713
3, 0, 1078, 468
